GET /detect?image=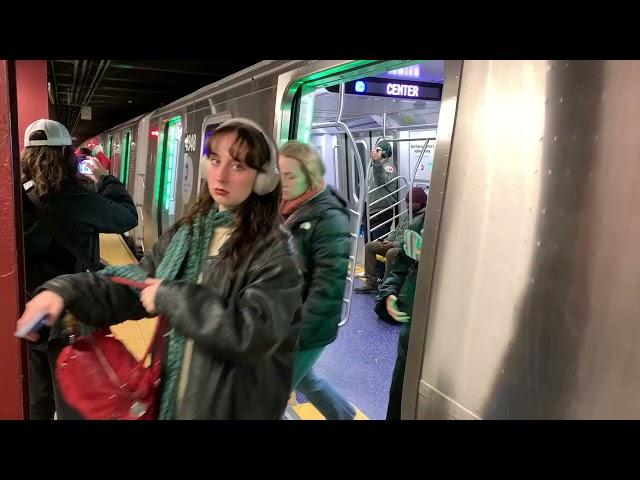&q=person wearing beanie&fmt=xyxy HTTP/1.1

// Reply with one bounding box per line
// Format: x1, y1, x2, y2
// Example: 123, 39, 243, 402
355, 186, 427, 294
365, 140, 398, 241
